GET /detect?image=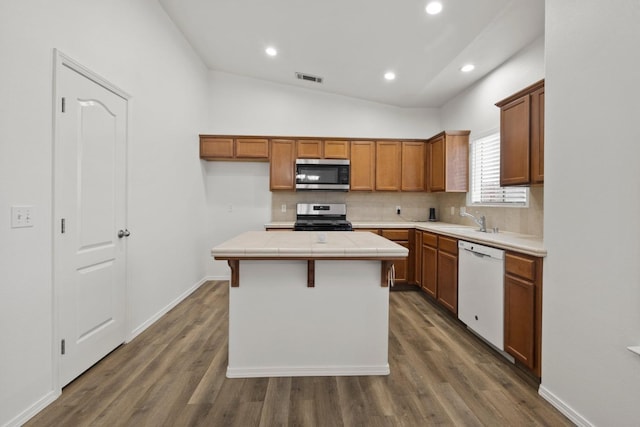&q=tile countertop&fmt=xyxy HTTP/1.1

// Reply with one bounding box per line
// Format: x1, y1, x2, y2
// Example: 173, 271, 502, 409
211, 230, 409, 259
264, 221, 546, 257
